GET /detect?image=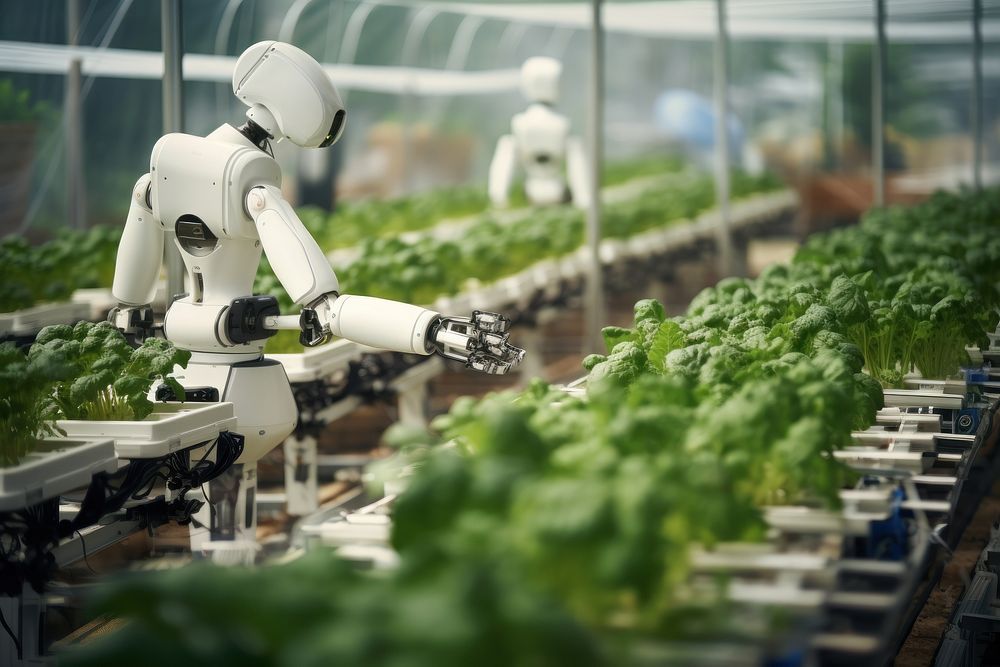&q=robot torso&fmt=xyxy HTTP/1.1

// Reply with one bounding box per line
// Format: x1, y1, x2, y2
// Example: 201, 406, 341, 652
150, 124, 281, 354
511, 104, 569, 205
